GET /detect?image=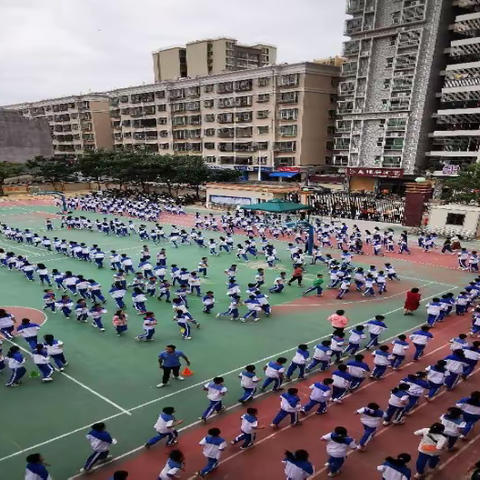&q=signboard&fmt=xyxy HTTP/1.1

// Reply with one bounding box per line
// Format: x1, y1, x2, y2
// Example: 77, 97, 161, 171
233, 166, 274, 172
208, 165, 273, 172
210, 195, 252, 205
276, 166, 301, 173
346, 167, 404, 178
442, 164, 460, 176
